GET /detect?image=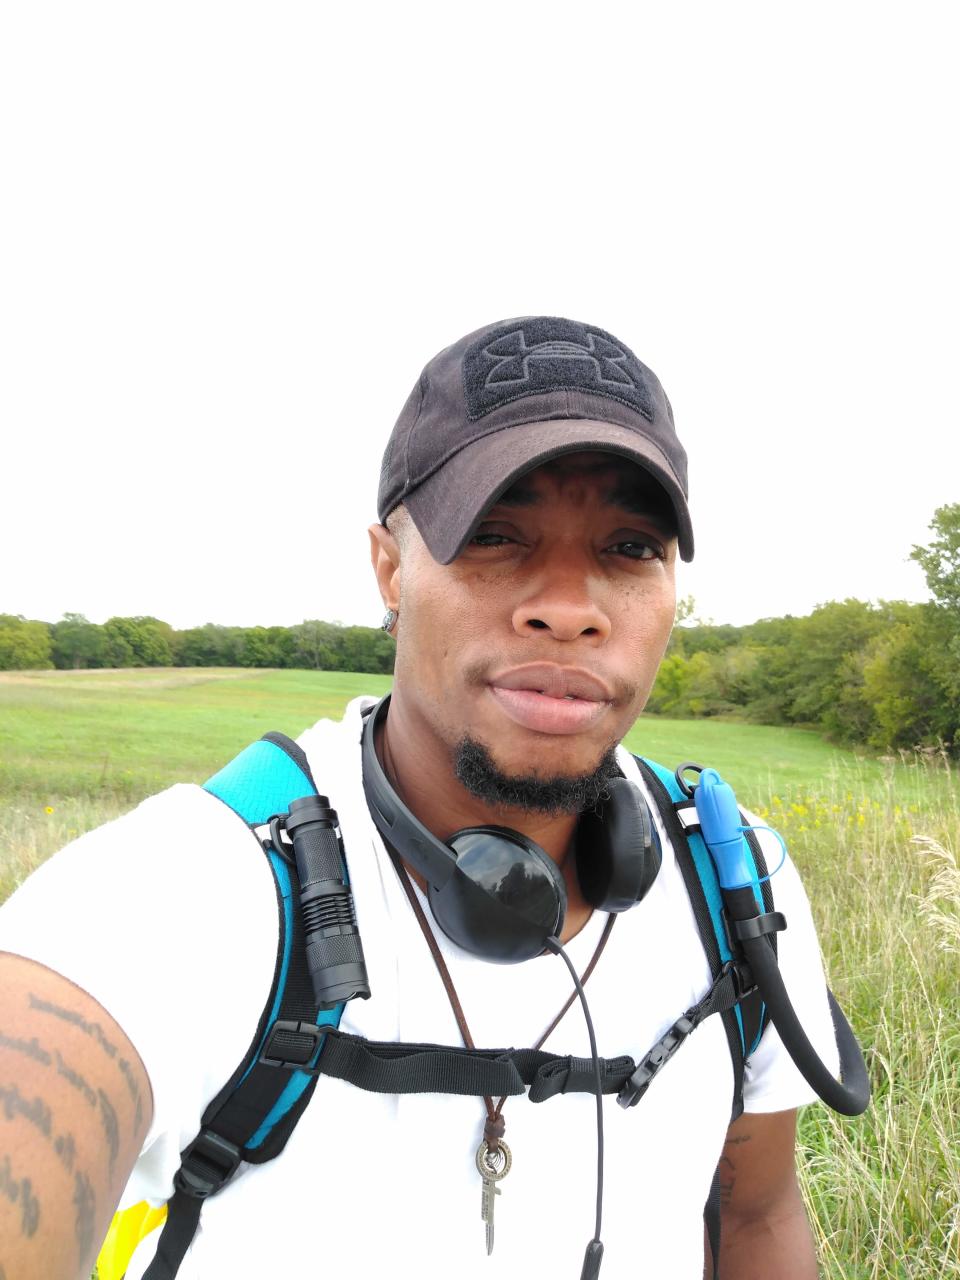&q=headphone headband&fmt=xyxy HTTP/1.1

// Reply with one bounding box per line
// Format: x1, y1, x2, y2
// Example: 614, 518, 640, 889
361, 695, 456, 890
